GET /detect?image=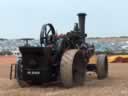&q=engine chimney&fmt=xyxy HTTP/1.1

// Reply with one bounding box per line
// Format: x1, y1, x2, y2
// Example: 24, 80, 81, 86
78, 13, 87, 34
